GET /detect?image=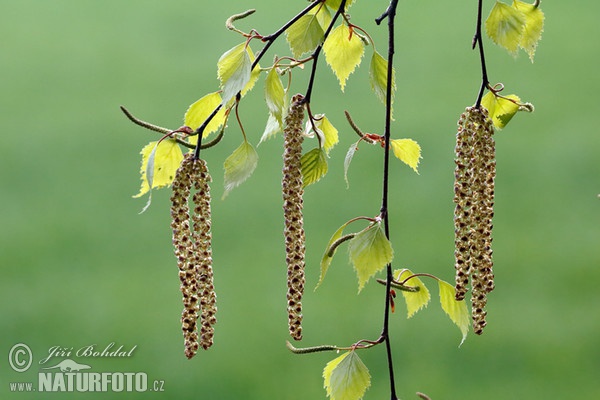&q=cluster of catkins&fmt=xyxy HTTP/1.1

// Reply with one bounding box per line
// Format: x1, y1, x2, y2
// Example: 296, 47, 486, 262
453, 106, 496, 335
171, 153, 217, 358
282, 94, 307, 341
